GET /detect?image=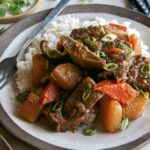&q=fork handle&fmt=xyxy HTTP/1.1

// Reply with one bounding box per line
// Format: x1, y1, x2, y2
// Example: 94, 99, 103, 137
17, 0, 70, 60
